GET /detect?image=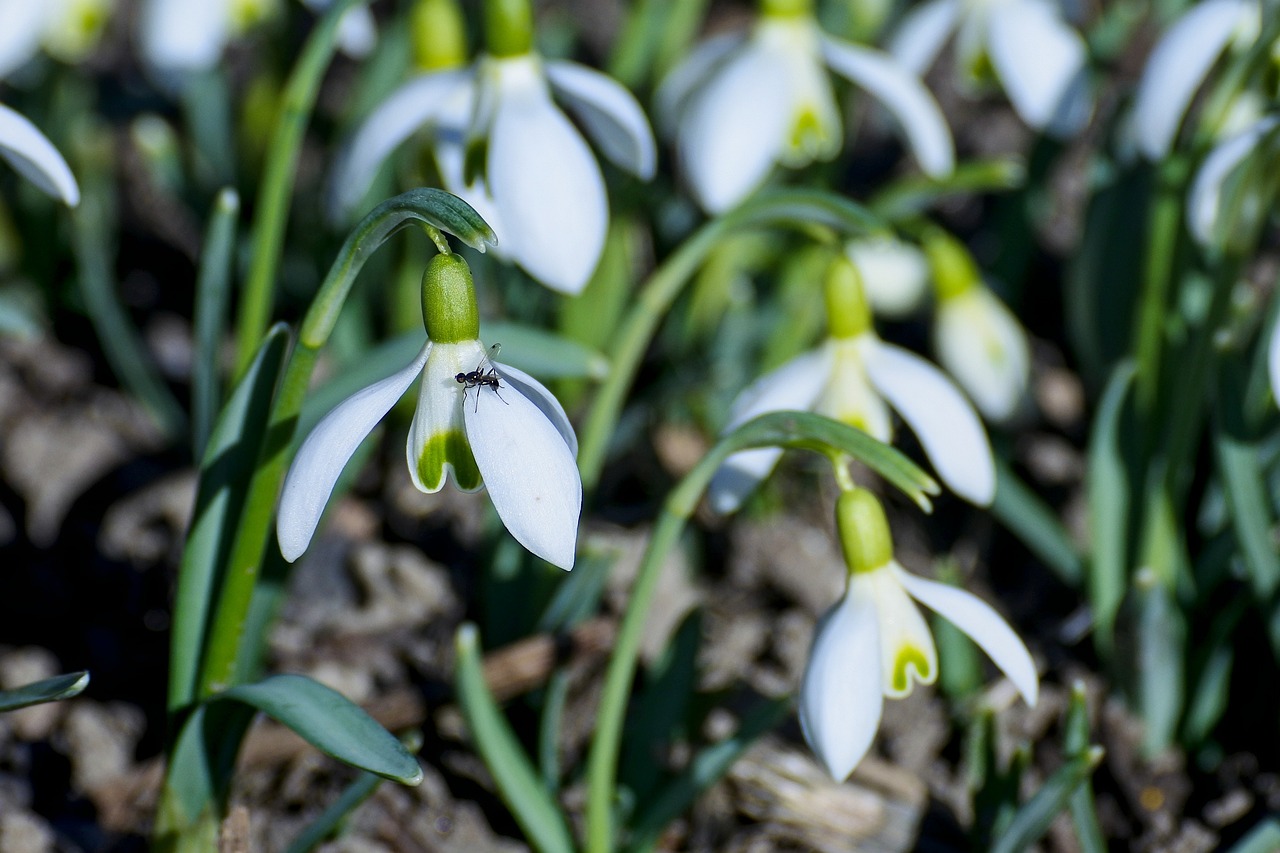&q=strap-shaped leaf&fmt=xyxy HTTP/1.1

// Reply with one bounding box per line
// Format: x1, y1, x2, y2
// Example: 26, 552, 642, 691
991, 748, 1103, 853
0, 671, 89, 712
